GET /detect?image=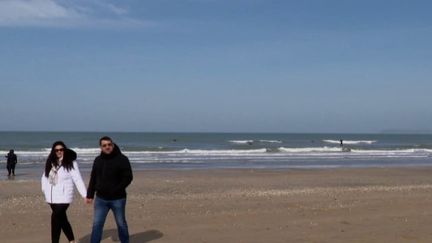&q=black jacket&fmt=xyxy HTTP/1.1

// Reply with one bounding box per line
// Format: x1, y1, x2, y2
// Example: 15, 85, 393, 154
6, 153, 17, 166
87, 144, 133, 200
